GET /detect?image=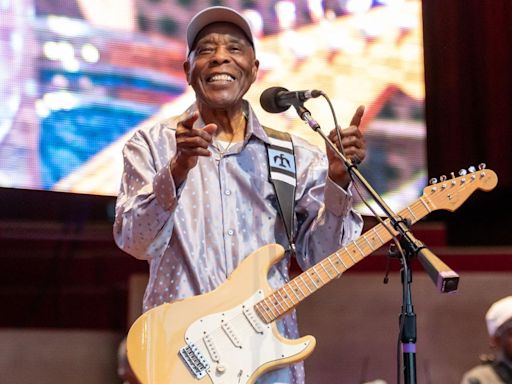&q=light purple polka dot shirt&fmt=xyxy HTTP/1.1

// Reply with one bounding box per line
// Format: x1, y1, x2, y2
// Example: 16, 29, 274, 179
114, 101, 362, 383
